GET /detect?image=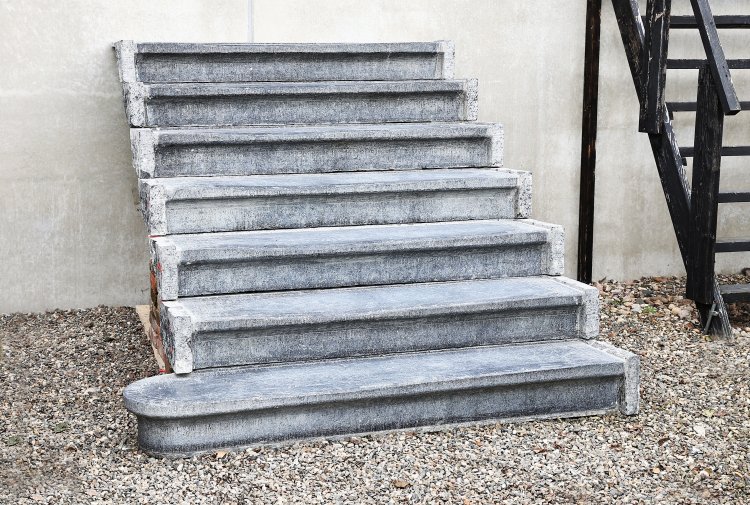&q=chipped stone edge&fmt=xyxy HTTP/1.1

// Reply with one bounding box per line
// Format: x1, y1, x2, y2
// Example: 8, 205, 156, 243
130, 128, 156, 178
500, 169, 531, 218
487, 123, 504, 168
160, 302, 194, 375
549, 276, 600, 339
151, 237, 179, 302
525, 219, 565, 275
464, 78, 479, 121
123, 82, 147, 127
588, 340, 640, 416
113, 40, 137, 83
139, 180, 168, 236
436, 40, 455, 79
